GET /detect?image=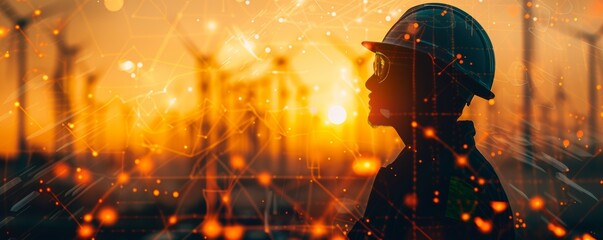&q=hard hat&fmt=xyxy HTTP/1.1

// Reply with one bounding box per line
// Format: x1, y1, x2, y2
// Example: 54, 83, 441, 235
362, 3, 495, 104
